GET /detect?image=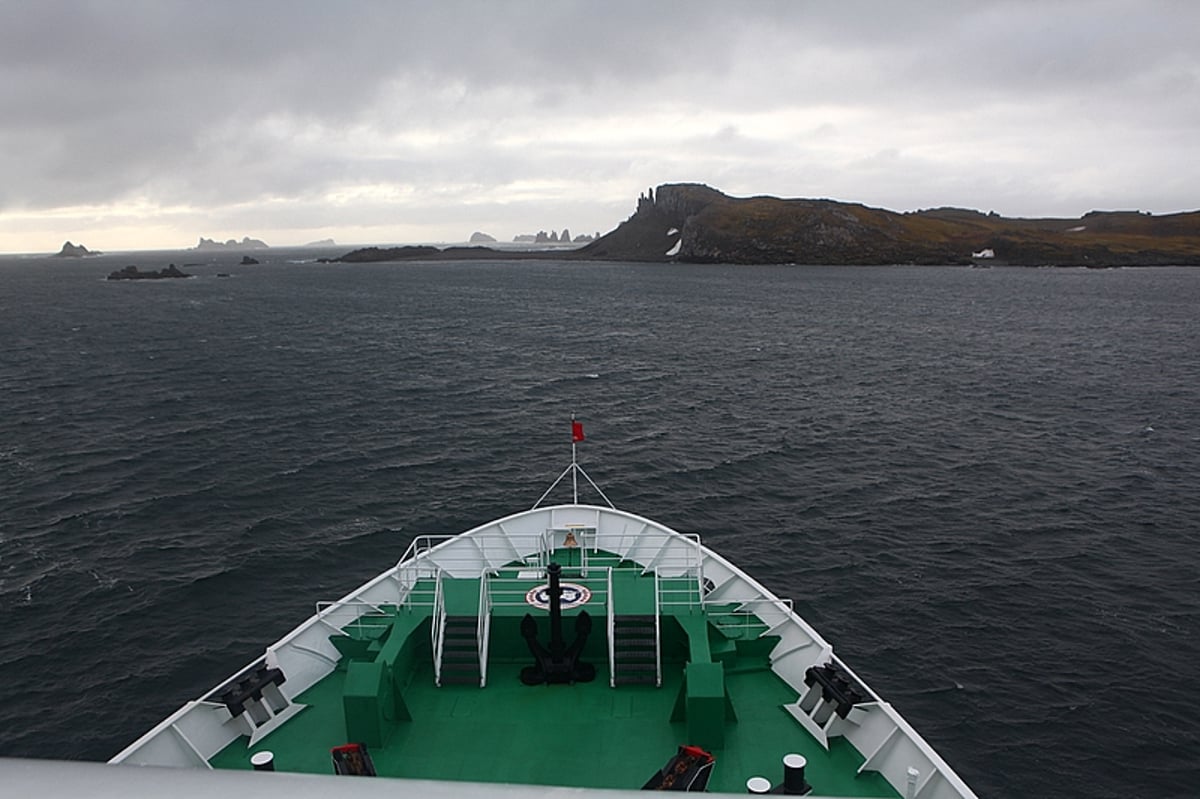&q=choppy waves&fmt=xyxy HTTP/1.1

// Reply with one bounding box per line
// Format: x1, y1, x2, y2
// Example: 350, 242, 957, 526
1, 255, 1198, 797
